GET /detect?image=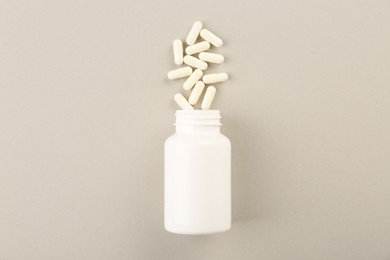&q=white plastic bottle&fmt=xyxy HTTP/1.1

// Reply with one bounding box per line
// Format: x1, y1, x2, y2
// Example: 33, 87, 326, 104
164, 110, 231, 235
